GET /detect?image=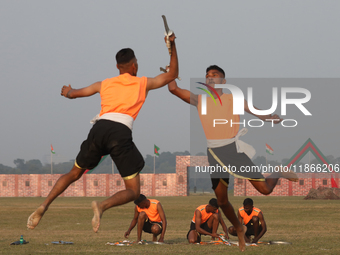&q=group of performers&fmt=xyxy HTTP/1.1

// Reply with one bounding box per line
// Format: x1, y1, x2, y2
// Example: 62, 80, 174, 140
27, 31, 297, 251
